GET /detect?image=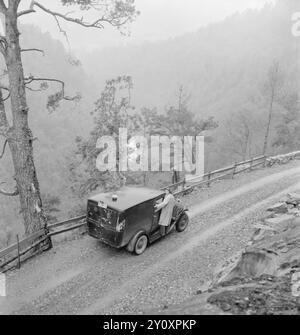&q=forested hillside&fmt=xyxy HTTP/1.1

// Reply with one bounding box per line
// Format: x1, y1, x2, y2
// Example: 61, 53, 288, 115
79, 0, 299, 166
0, 0, 299, 246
